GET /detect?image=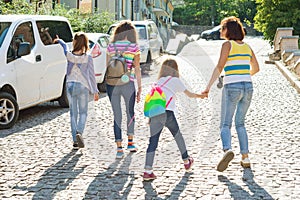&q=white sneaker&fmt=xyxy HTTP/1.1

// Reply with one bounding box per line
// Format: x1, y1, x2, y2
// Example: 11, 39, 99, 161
217, 150, 234, 172
240, 157, 251, 168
